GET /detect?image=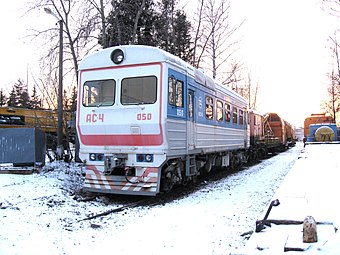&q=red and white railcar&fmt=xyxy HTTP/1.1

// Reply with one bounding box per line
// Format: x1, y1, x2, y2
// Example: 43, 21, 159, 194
77, 45, 248, 195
